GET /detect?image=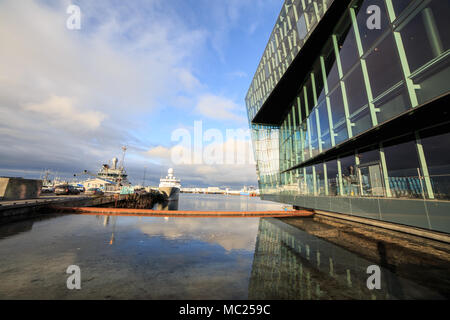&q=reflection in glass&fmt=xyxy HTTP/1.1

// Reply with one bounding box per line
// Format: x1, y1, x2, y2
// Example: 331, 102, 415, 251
340, 154, 359, 196
383, 139, 424, 199
344, 63, 368, 115
373, 85, 411, 124
326, 159, 339, 196
365, 33, 403, 99
420, 126, 450, 200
